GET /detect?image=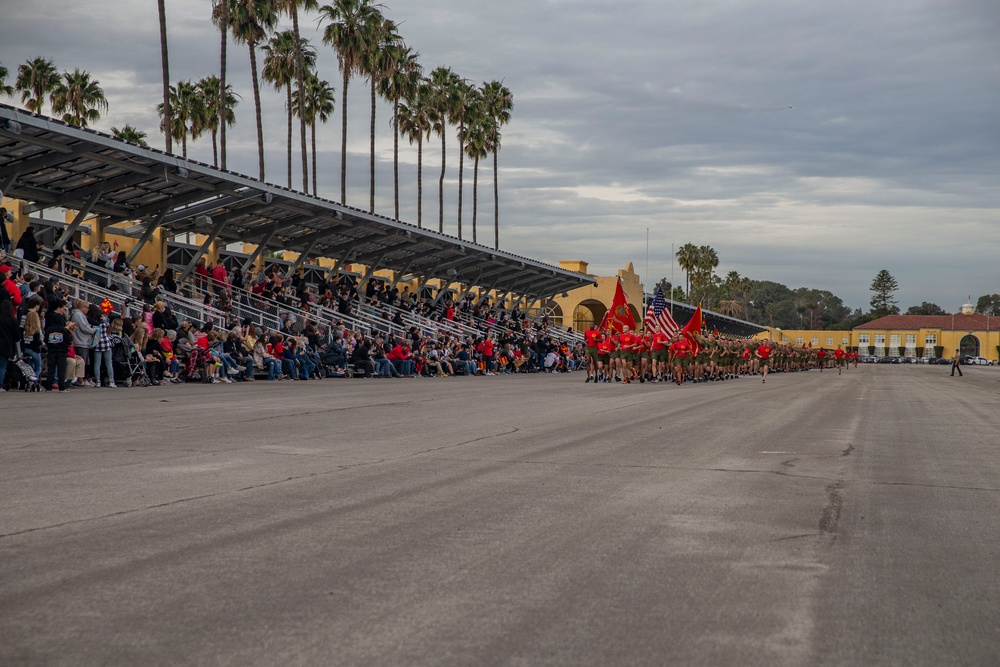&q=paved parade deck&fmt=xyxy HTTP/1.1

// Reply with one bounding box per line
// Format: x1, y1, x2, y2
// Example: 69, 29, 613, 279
2, 365, 999, 665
